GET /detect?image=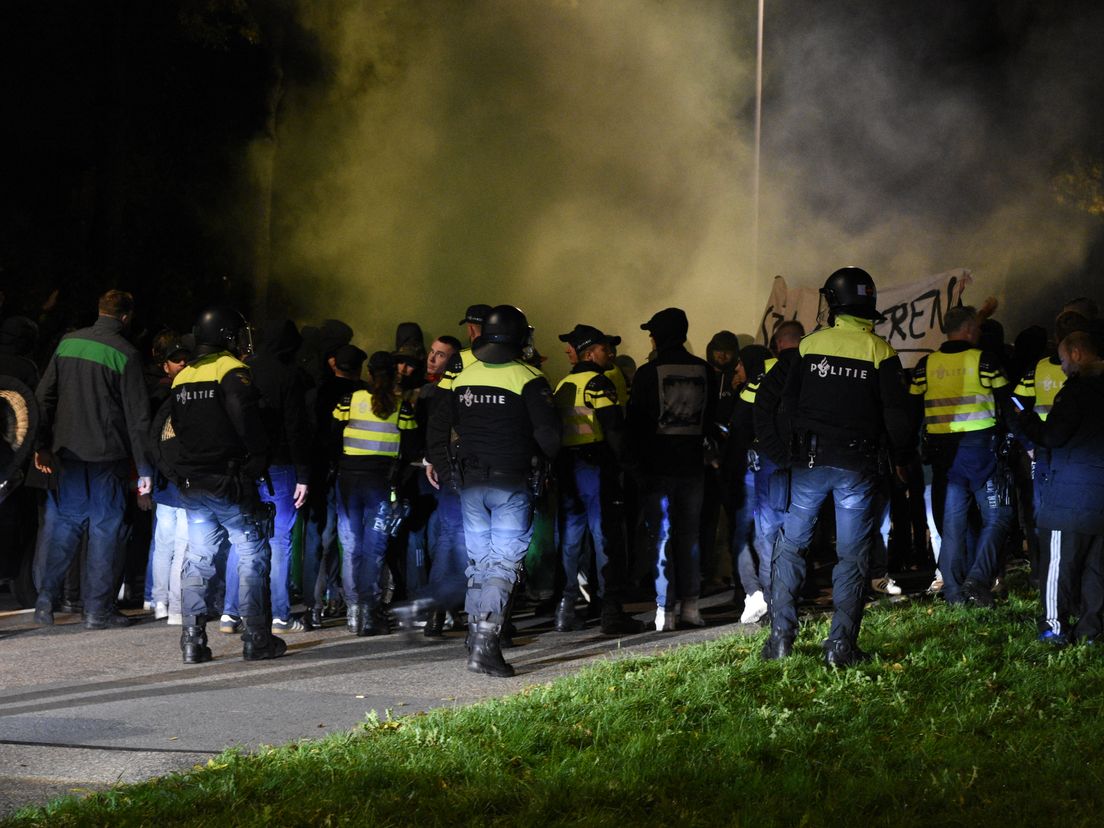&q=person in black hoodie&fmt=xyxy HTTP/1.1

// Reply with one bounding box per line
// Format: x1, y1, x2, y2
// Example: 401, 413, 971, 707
1017, 325, 1104, 644
627, 307, 718, 632
221, 319, 311, 635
